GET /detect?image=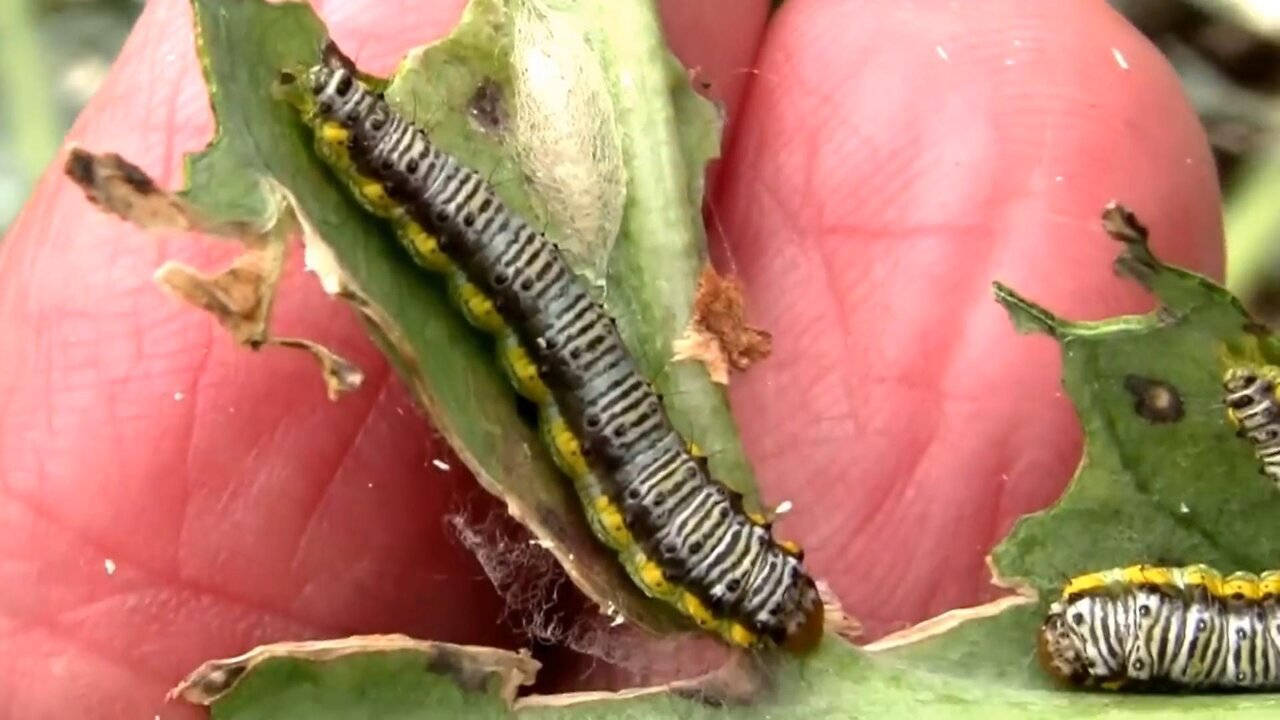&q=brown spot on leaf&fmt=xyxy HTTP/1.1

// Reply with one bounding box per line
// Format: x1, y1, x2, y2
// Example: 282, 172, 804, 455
671, 265, 771, 385
468, 78, 507, 134
1123, 374, 1184, 424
